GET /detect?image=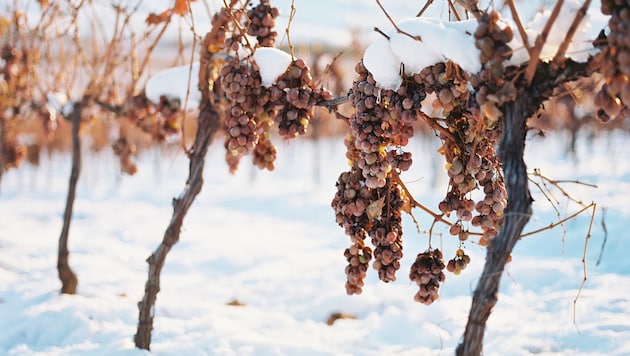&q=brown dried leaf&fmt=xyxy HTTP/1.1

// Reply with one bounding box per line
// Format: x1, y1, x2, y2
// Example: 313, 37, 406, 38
367, 196, 386, 221
326, 312, 356, 326
173, 0, 195, 16
146, 10, 171, 25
